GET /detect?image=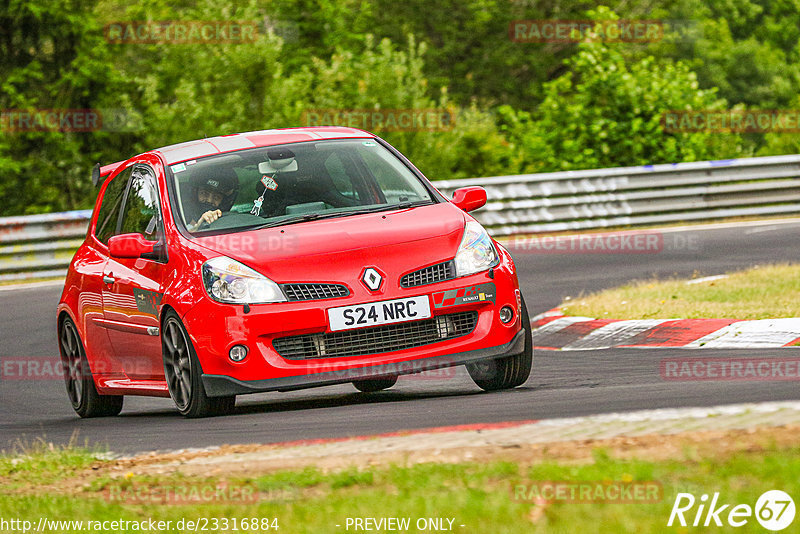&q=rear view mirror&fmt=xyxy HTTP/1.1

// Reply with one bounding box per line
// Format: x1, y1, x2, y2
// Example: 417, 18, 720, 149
452, 186, 487, 213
